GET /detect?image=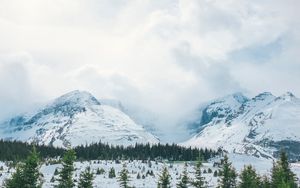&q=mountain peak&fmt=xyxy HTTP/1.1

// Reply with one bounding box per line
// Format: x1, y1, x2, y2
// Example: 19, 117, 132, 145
184, 90, 300, 159
282, 91, 295, 97
215, 92, 248, 105
53, 90, 100, 107
0, 90, 158, 147
277, 91, 296, 101
252, 92, 274, 101
231, 92, 249, 104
